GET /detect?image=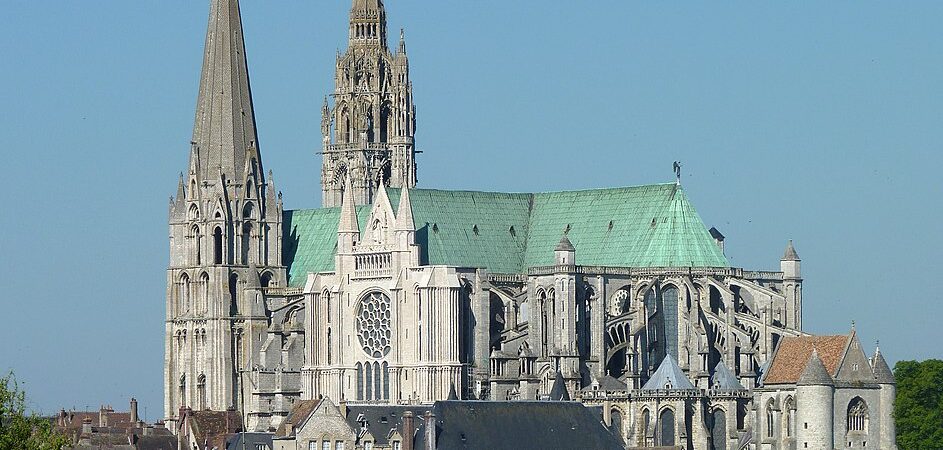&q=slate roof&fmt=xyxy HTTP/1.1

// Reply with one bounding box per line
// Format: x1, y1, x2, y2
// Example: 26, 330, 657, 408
710, 361, 745, 390
283, 183, 728, 285
414, 401, 623, 450
642, 355, 695, 390
763, 335, 849, 385
871, 347, 896, 384
548, 371, 571, 401
344, 405, 426, 447
227, 432, 273, 450
187, 410, 243, 449
797, 350, 835, 386
782, 240, 800, 261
